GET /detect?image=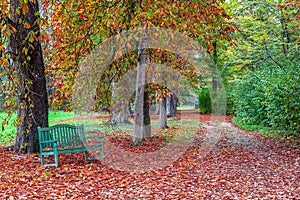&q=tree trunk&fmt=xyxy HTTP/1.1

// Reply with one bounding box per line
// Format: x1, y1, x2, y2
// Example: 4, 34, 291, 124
211, 40, 218, 111
155, 102, 160, 115
166, 95, 177, 117
127, 102, 133, 118
132, 28, 151, 145
154, 90, 160, 114
143, 90, 151, 137
166, 82, 178, 117
9, 0, 48, 153
159, 97, 168, 129
109, 101, 131, 125
108, 81, 131, 125
280, 10, 289, 57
